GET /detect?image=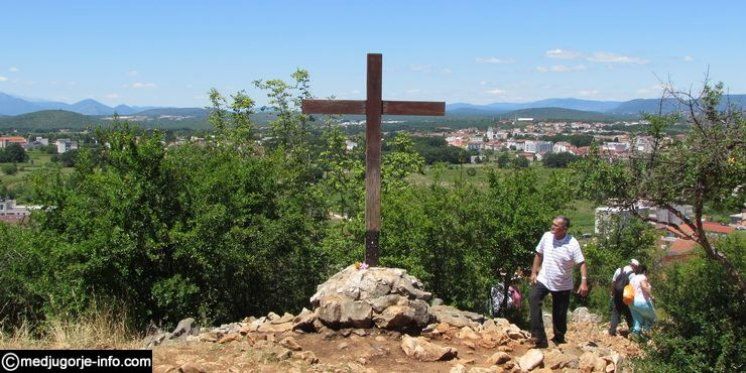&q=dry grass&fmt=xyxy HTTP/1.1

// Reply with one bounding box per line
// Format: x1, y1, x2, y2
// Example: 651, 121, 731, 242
0, 306, 142, 349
